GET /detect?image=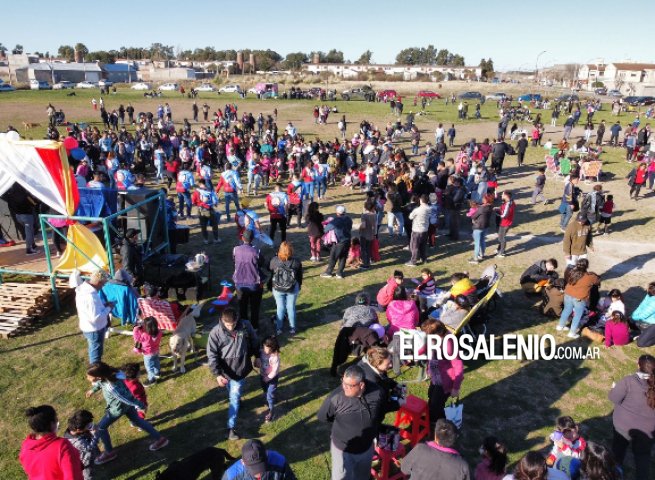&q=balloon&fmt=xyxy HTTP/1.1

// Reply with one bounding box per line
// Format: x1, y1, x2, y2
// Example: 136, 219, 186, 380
63, 136, 78, 152
5, 130, 20, 142
71, 148, 86, 160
